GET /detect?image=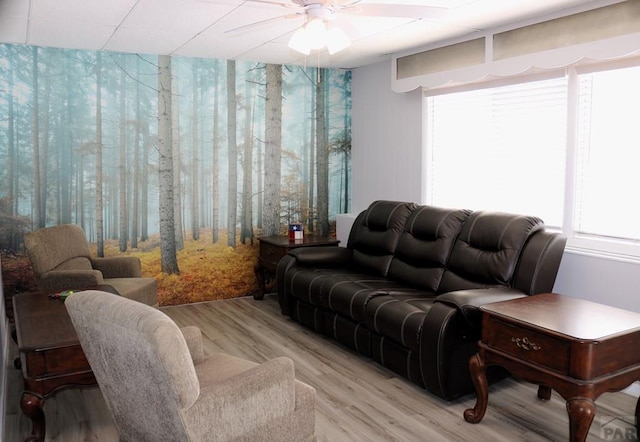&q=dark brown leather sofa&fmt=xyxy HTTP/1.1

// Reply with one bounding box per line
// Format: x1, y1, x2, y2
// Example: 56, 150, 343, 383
276, 200, 567, 400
